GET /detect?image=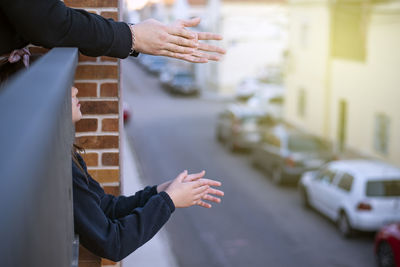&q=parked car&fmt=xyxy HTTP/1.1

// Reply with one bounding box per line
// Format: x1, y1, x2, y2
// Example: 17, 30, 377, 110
251, 124, 333, 184
375, 223, 400, 267
216, 106, 276, 151
299, 160, 400, 238
147, 57, 167, 75
163, 71, 198, 95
